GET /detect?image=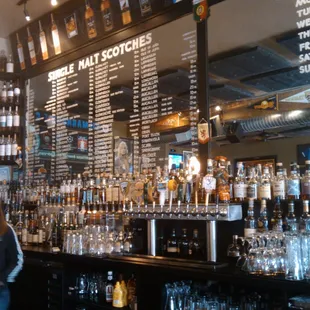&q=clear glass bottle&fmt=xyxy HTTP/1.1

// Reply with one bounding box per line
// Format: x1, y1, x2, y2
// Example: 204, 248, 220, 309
244, 198, 257, 237
285, 201, 298, 232
234, 162, 246, 202
39, 20, 49, 60
124, 231, 133, 254
113, 231, 124, 255
302, 160, 310, 200
272, 163, 286, 200
27, 27, 37, 66
287, 162, 301, 200
51, 13, 61, 55
16, 33, 26, 70
0, 107, 6, 131
7, 82, 14, 104
11, 134, 18, 160
247, 167, 258, 200
5, 135, 11, 161
1, 82, 7, 103
6, 106, 13, 130
259, 166, 272, 200
6, 54, 13, 73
